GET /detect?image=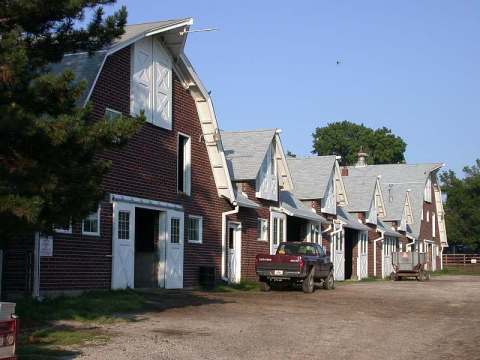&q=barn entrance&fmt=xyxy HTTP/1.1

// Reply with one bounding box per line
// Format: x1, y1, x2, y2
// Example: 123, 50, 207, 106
344, 228, 357, 280
134, 208, 161, 288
